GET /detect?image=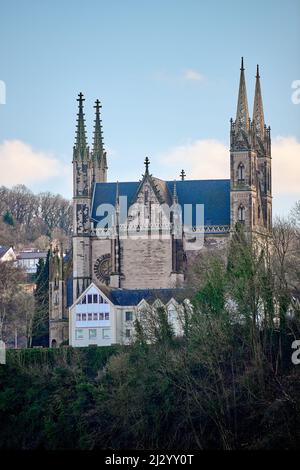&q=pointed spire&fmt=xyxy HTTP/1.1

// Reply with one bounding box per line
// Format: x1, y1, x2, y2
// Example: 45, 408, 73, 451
252, 64, 265, 138
235, 57, 250, 131
92, 99, 105, 162
75, 92, 88, 152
